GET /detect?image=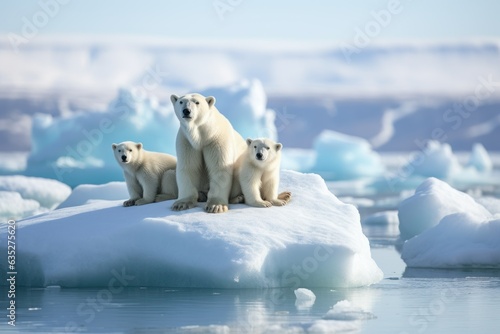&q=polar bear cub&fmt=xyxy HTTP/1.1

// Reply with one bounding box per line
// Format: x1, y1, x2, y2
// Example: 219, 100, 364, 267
230, 138, 291, 207
112, 141, 178, 206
